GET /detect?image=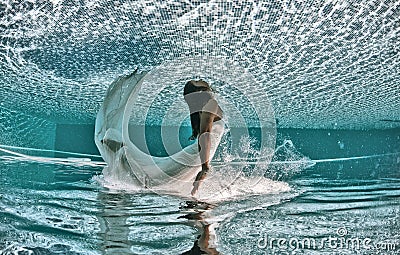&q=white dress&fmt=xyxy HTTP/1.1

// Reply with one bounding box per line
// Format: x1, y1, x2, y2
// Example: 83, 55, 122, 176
94, 71, 224, 195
